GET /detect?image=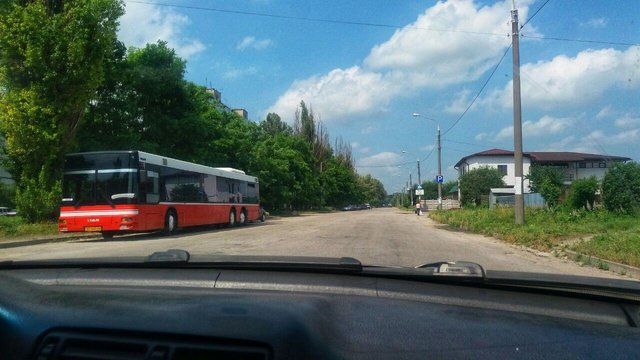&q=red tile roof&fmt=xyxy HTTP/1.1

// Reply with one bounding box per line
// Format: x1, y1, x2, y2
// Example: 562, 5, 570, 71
455, 149, 631, 168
